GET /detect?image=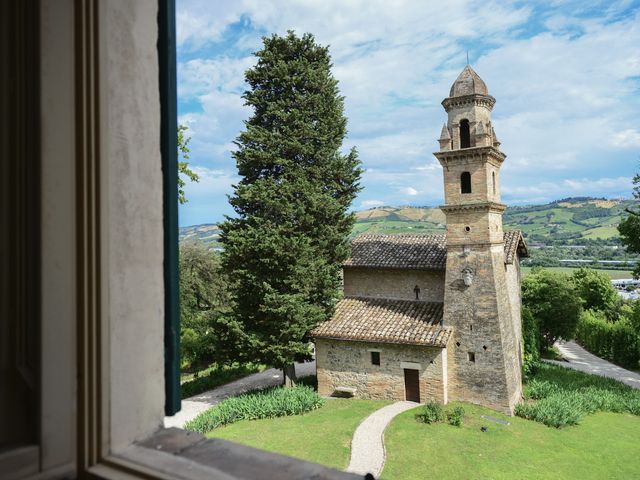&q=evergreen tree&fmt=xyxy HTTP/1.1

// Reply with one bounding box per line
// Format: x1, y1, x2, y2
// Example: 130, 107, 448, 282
619, 172, 640, 278
179, 241, 236, 368
177, 124, 199, 205
219, 31, 362, 384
